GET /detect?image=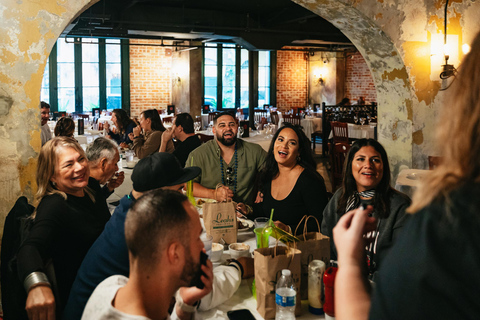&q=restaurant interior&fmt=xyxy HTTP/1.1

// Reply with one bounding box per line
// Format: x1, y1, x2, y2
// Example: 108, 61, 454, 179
2, 0, 479, 244
1, 0, 480, 317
